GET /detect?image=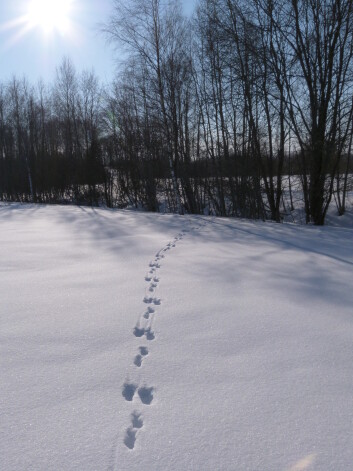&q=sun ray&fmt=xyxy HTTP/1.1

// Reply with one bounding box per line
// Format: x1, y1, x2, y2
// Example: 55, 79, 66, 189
0, 15, 28, 33
3, 23, 35, 51
0, 0, 75, 49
